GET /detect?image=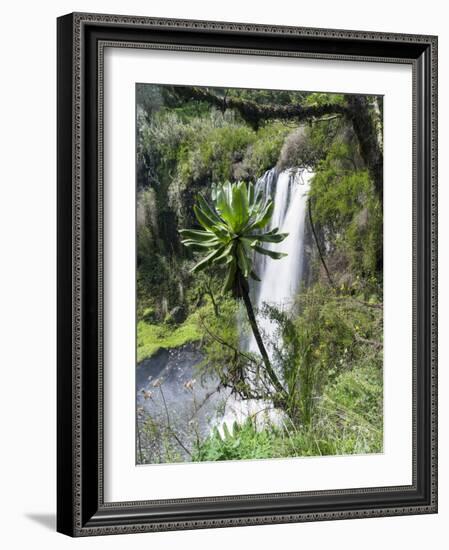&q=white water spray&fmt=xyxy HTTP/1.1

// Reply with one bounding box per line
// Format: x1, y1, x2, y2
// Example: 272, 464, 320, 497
249, 167, 312, 354
217, 167, 312, 434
